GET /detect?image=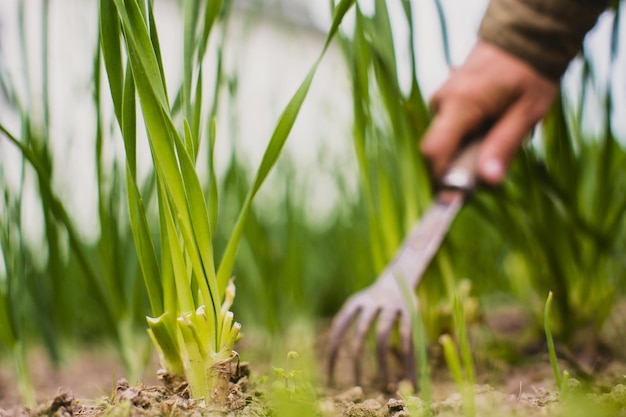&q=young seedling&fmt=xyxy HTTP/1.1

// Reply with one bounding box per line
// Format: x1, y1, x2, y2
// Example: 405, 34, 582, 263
544, 291, 570, 395
273, 351, 302, 394
395, 274, 432, 409
439, 294, 476, 417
